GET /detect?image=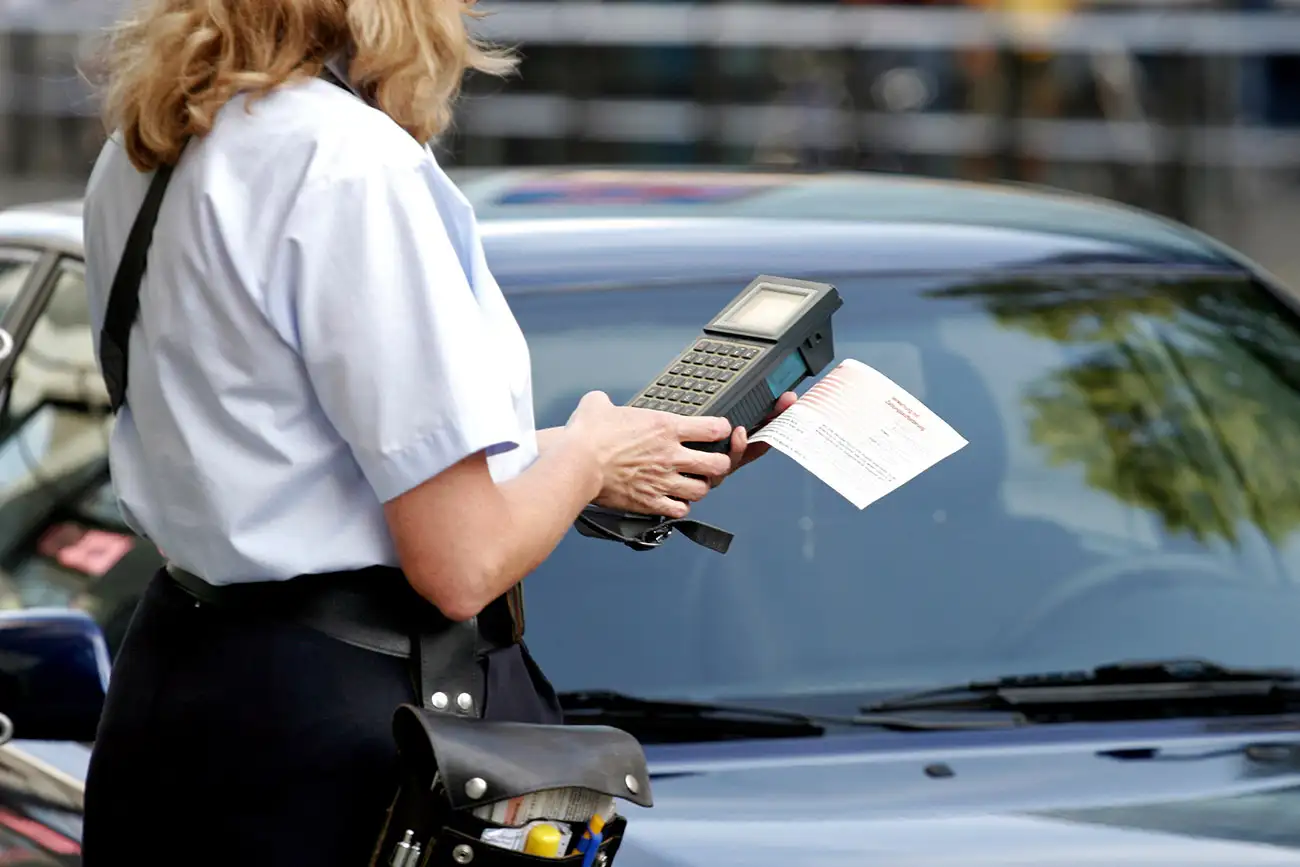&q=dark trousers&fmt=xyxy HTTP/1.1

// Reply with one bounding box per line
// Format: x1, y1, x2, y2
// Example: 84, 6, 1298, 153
82, 569, 561, 866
